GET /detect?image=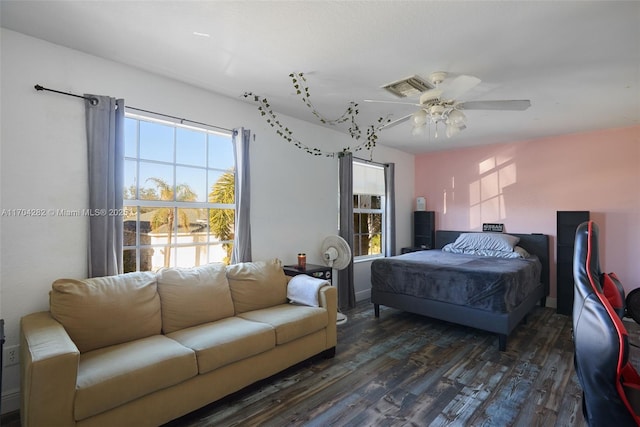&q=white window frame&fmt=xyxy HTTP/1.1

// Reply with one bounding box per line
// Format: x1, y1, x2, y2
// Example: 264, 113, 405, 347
122, 112, 235, 272
353, 161, 386, 262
